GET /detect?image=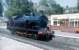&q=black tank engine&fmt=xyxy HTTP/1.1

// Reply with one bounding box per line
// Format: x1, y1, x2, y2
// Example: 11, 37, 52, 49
7, 15, 55, 41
